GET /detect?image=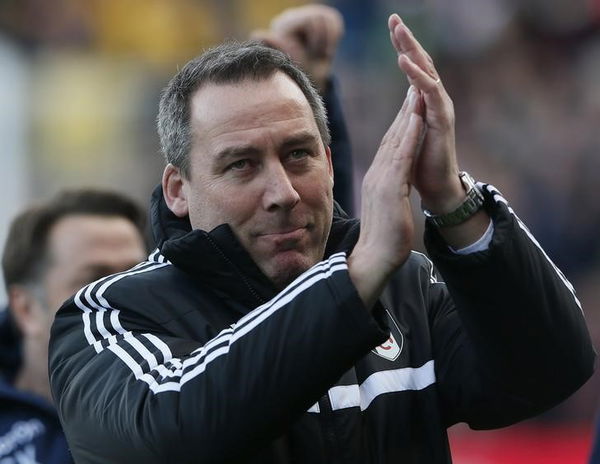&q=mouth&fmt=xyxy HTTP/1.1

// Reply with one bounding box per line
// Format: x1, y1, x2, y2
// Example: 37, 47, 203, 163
258, 227, 306, 241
